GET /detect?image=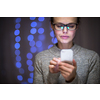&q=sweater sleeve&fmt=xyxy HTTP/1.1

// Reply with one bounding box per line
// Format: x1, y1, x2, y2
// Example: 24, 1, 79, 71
65, 73, 82, 84
87, 53, 100, 84
33, 55, 44, 84
47, 71, 60, 84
